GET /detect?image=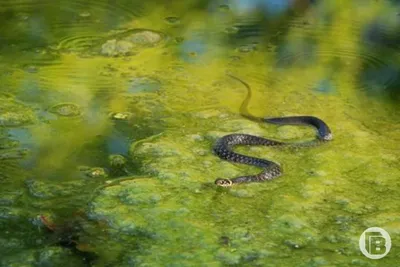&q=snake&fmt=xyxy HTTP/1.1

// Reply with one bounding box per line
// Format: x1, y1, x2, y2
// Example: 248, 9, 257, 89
213, 74, 333, 187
